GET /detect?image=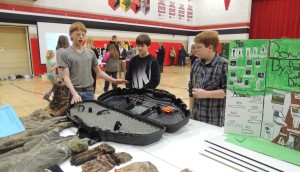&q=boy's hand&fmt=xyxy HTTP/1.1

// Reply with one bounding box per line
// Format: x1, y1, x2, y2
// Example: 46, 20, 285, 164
192, 88, 208, 99
71, 92, 82, 104
113, 79, 128, 85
